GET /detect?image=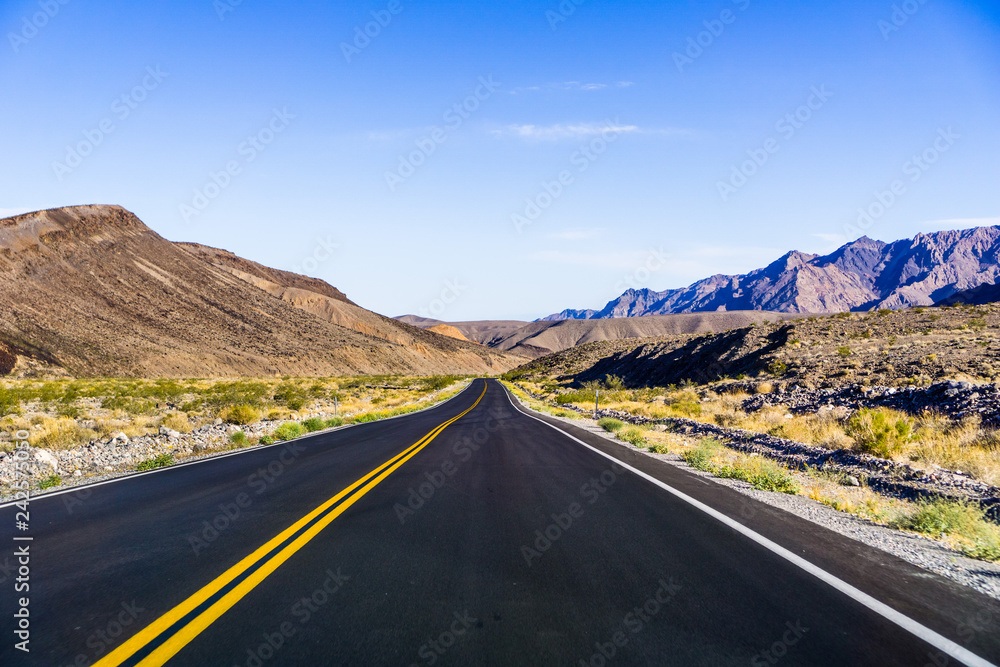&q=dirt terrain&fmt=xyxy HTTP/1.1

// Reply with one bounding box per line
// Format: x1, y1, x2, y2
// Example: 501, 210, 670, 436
398, 311, 805, 358
0, 206, 524, 377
